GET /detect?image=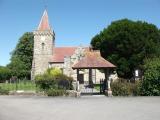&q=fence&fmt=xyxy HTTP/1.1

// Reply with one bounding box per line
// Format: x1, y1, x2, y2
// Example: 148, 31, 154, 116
0, 80, 36, 91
